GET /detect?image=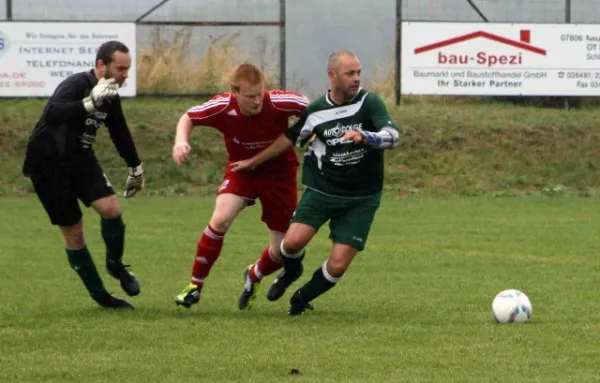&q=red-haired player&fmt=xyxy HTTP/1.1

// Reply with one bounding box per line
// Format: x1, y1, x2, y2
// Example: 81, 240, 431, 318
172, 62, 309, 310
